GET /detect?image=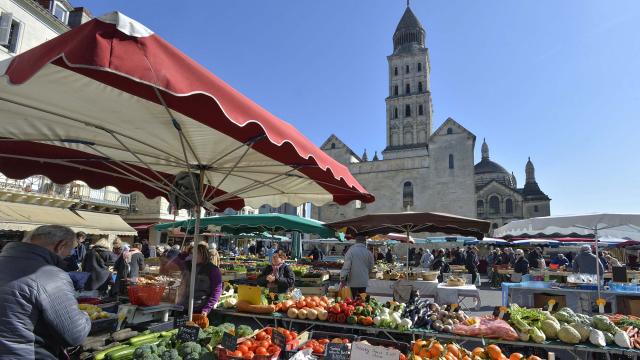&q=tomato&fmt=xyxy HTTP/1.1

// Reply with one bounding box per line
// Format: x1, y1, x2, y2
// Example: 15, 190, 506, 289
242, 340, 254, 349
290, 331, 298, 338
267, 345, 280, 355
285, 334, 295, 342
280, 329, 290, 337
399, 354, 407, 360
341, 338, 350, 344
237, 345, 249, 354
243, 351, 254, 360
318, 339, 330, 345
313, 345, 325, 354
297, 301, 307, 309
256, 332, 267, 341
255, 347, 268, 356
258, 340, 270, 349
265, 328, 273, 336
231, 350, 244, 358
